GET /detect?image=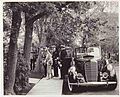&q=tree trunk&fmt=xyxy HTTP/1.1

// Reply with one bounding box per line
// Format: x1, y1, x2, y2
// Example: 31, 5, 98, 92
34, 18, 47, 73
5, 9, 21, 95
23, 13, 33, 71
40, 32, 47, 47
23, 12, 48, 83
